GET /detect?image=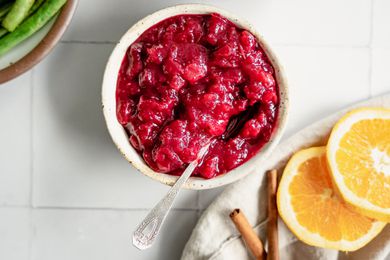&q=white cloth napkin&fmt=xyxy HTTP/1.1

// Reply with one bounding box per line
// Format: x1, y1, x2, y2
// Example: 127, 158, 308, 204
182, 94, 390, 260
